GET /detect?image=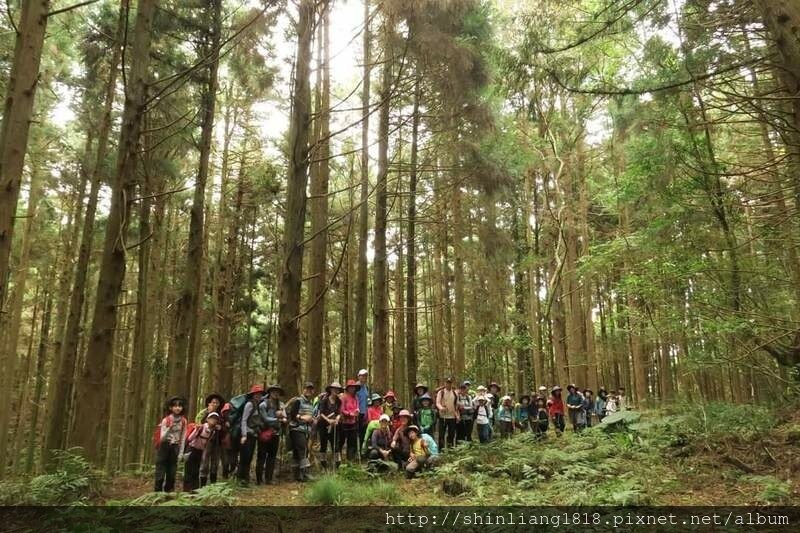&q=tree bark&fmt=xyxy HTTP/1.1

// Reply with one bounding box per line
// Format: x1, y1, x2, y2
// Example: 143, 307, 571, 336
405, 75, 420, 400
71, 0, 157, 464
0, 0, 49, 315
276, 0, 314, 393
